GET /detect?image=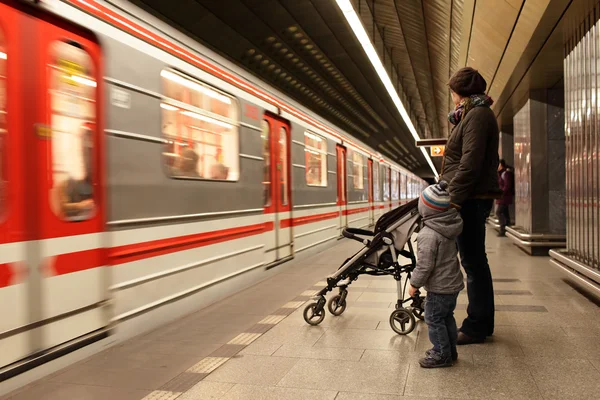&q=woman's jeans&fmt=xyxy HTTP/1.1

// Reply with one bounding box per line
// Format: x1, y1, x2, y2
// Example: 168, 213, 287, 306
457, 199, 495, 338
425, 292, 459, 357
